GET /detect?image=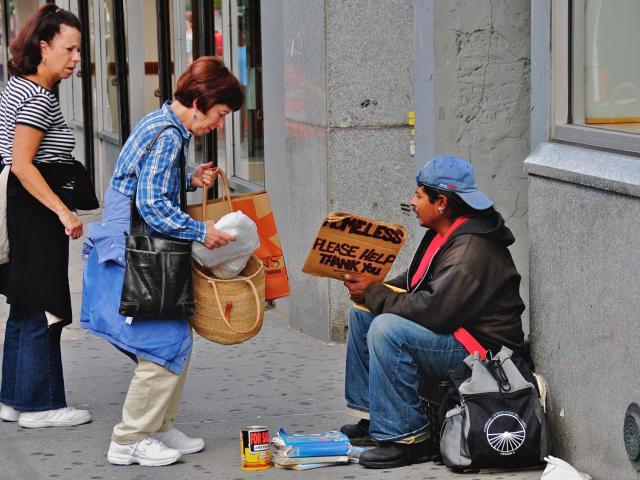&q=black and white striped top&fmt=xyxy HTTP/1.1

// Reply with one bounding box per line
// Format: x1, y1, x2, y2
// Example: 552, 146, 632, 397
0, 75, 75, 166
